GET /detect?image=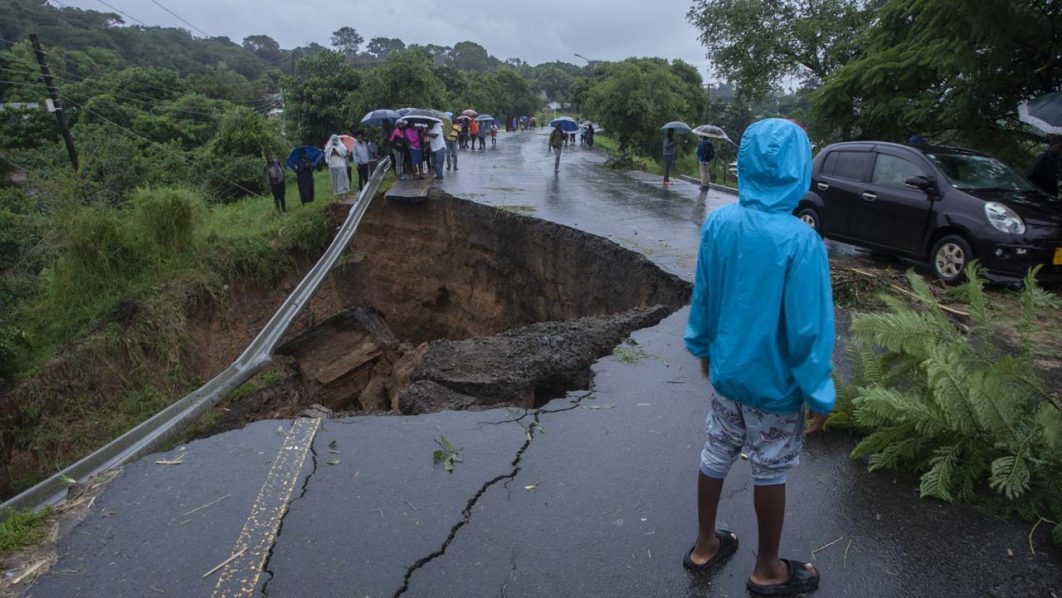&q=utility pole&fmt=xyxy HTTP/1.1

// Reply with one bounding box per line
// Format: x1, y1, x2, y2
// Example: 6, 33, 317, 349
29, 34, 78, 173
